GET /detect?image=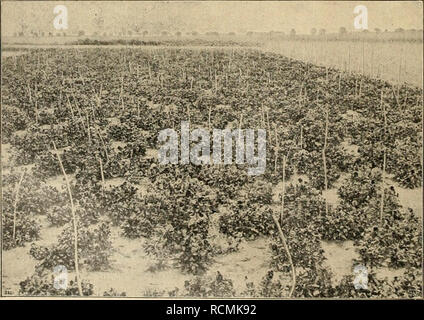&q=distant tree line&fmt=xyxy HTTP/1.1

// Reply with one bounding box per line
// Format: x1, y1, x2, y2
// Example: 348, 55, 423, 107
11, 26, 421, 42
